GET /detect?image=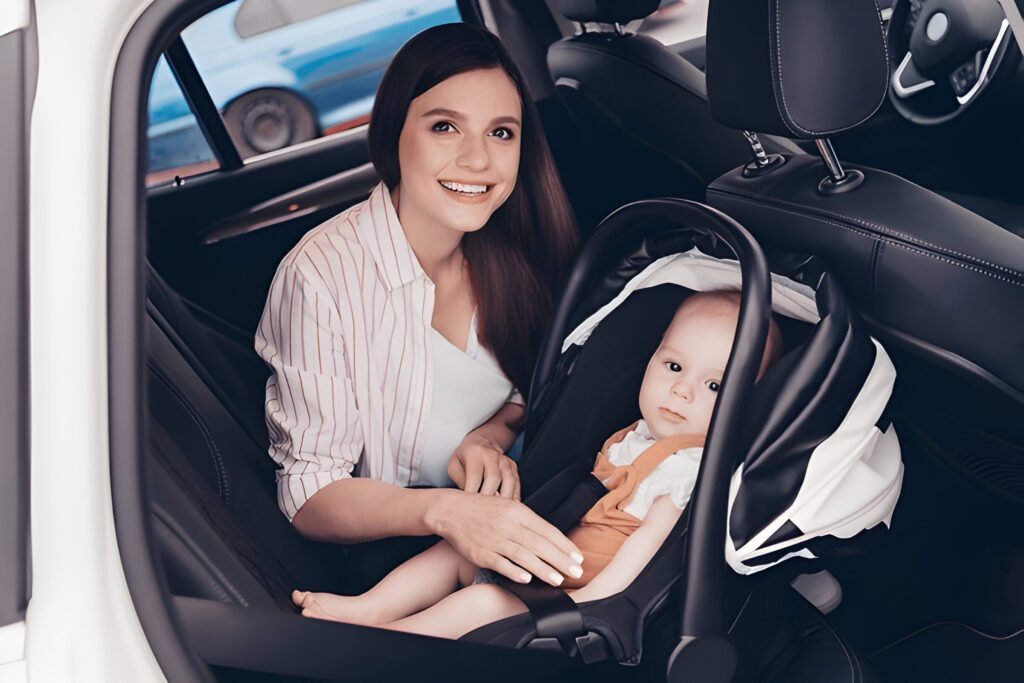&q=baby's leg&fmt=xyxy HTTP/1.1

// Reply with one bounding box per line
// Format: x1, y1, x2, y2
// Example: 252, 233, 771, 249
296, 539, 477, 625
379, 583, 528, 639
